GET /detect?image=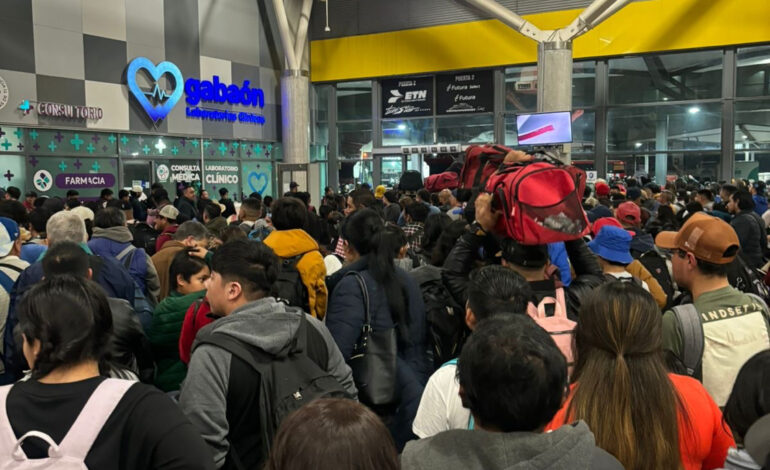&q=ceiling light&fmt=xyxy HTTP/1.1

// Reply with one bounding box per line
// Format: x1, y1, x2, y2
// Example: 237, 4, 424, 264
635, 142, 642, 148
688, 106, 700, 114
397, 124, 406, 131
